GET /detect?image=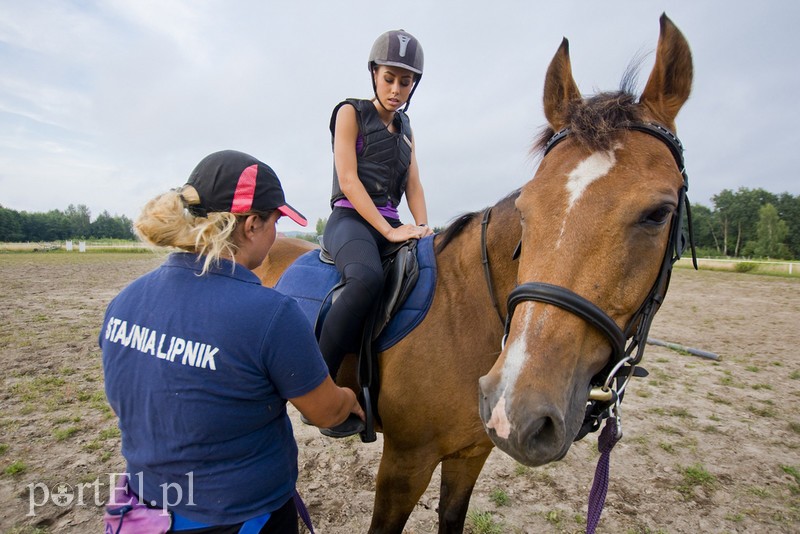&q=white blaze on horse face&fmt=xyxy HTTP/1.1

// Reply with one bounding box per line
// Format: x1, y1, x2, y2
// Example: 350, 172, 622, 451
566, 147, 619, 208
557, 146, 620, 245
486, 306, 534, 439
486, 391, 510, 439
